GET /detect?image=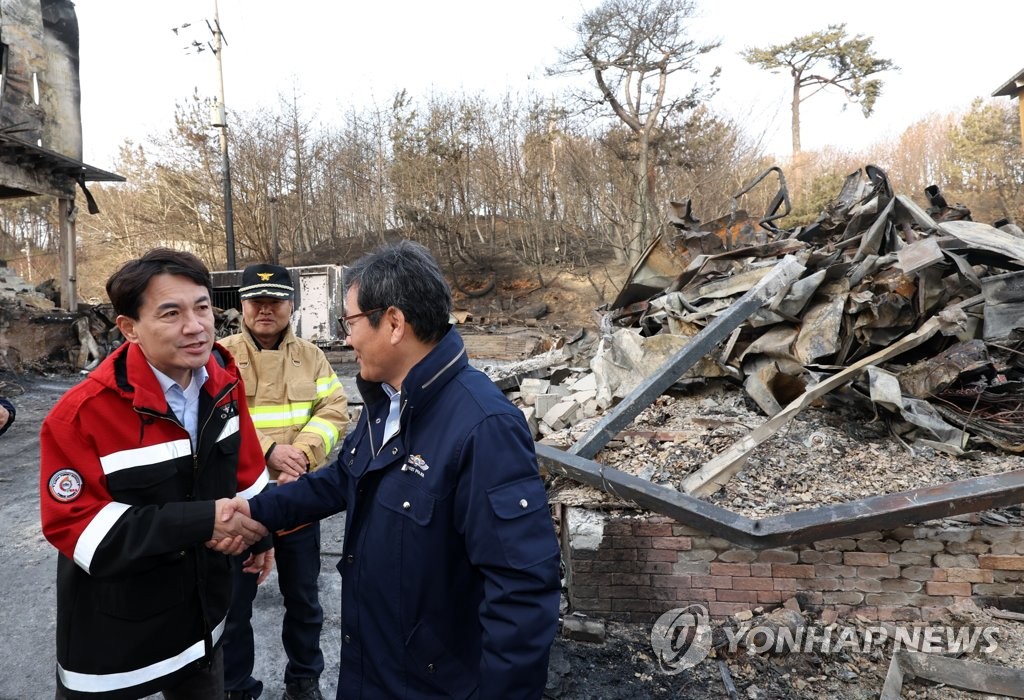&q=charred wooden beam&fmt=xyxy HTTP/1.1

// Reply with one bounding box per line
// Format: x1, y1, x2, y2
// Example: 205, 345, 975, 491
881, 651, 1024, 699
538, 442, 754, 542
